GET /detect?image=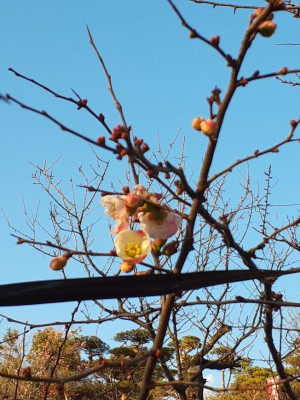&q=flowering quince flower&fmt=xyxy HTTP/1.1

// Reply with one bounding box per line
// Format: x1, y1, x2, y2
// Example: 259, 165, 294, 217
138, 211, 180, 239
114, 230, 151, 265
101, 195, 130, 234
